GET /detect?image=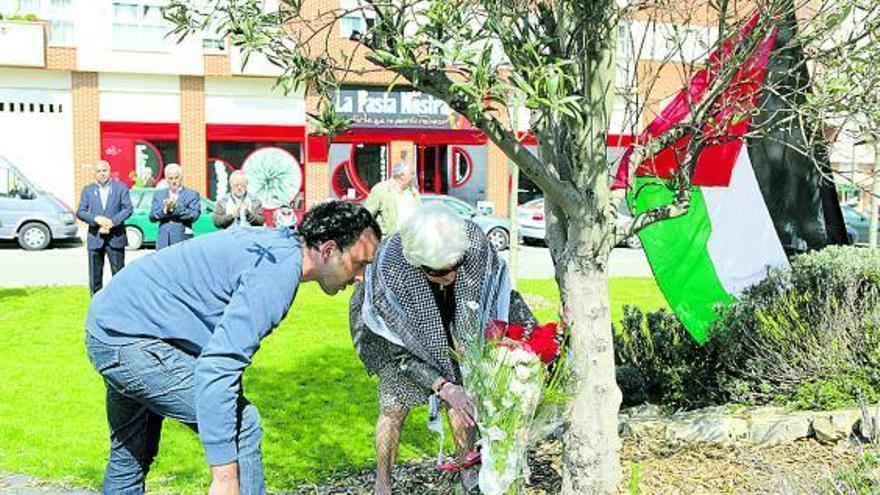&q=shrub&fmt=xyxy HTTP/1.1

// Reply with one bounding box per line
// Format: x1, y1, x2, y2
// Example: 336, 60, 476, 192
614, 306, 726, 409
714, 246, 880, 409
614, 246, 880, 411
